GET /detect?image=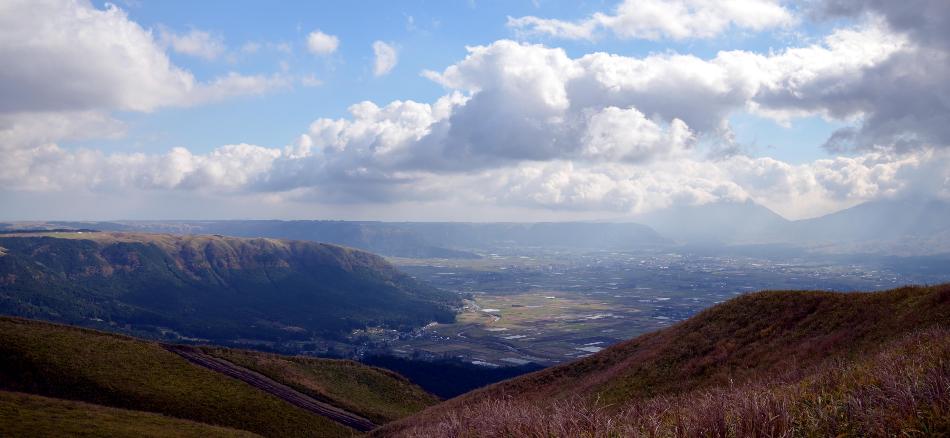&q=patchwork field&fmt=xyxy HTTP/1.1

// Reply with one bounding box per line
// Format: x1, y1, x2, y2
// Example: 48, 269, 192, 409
387, 247, 949, 367
390, 291, 661, 365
